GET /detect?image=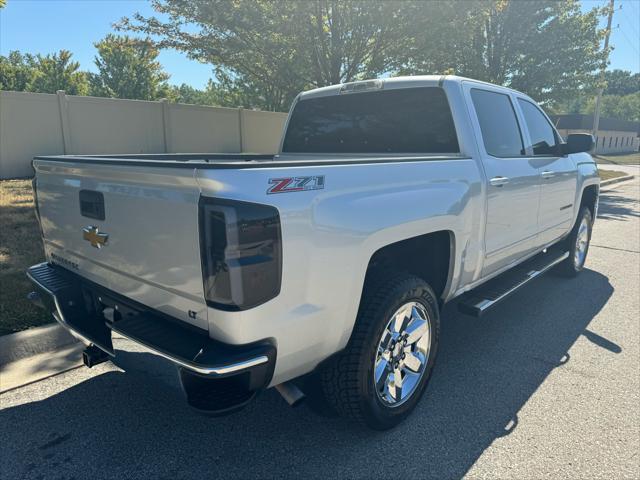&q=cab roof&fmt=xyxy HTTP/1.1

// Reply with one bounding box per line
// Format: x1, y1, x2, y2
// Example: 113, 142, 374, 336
298, 75, 521, 101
